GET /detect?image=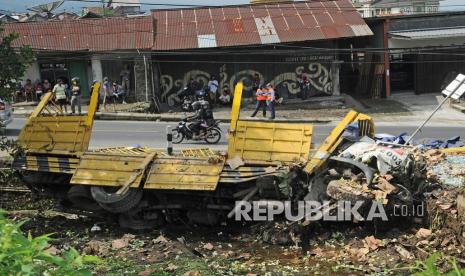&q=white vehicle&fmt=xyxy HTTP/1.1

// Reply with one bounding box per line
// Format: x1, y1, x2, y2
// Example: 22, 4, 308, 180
0, 99, 13, 134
